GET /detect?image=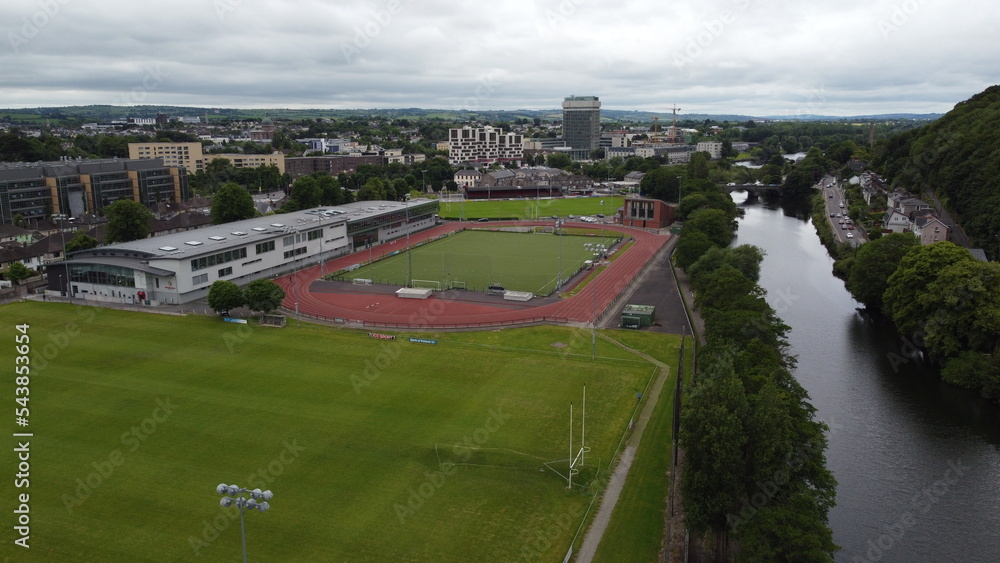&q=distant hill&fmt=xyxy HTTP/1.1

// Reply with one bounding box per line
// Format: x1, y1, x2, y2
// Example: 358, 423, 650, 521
0, 105, 942, 125
874, 84, 1000, 252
